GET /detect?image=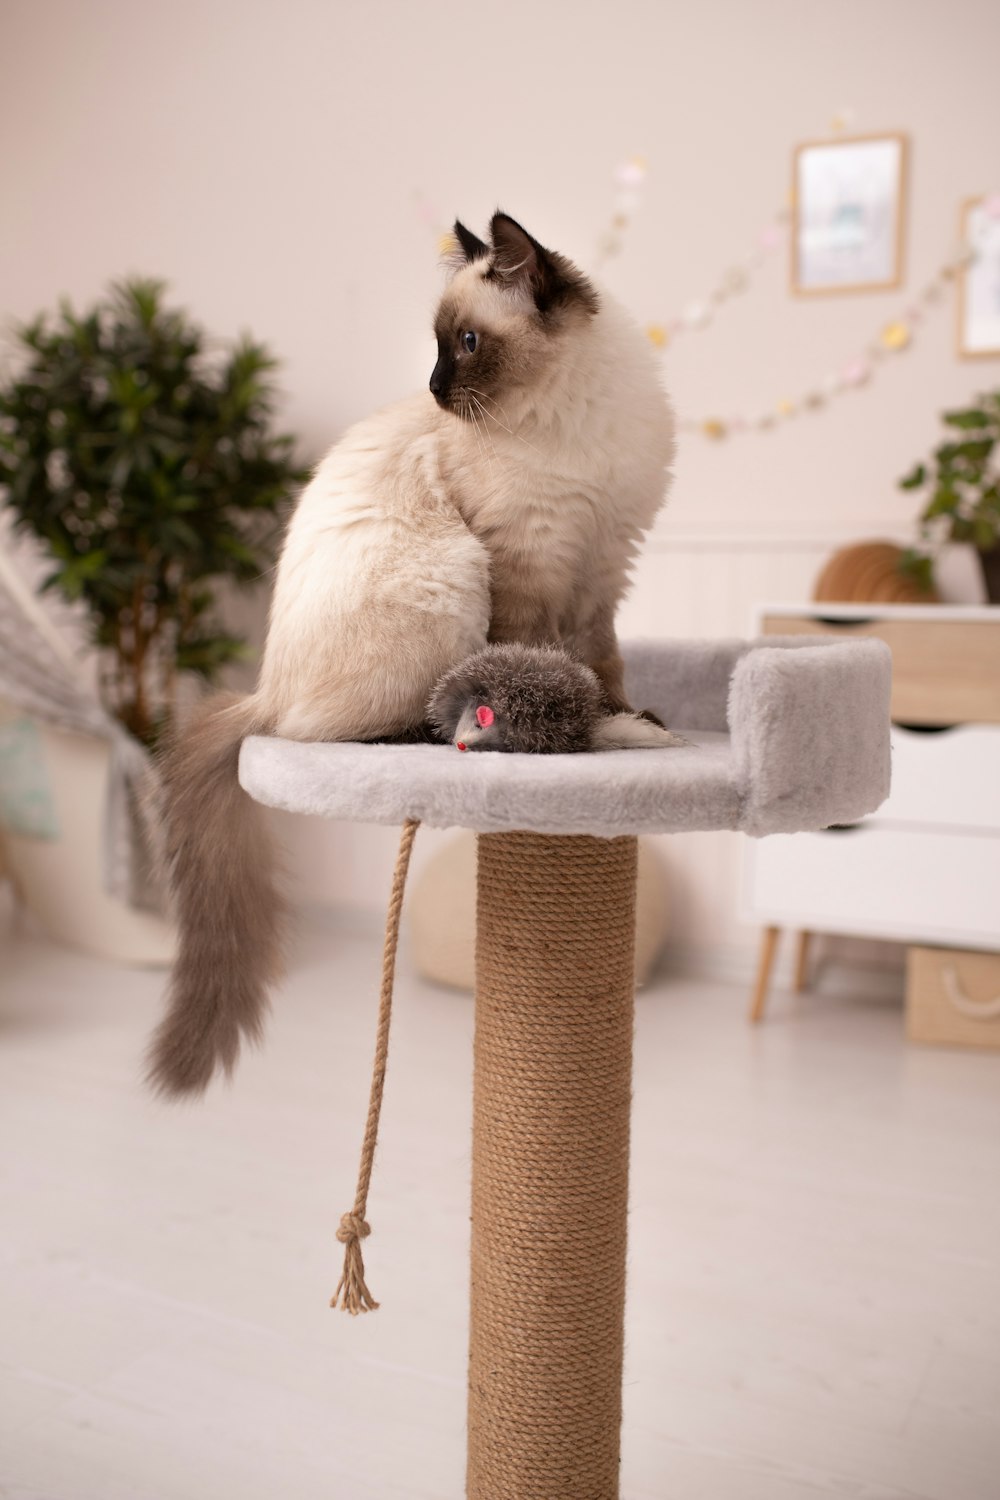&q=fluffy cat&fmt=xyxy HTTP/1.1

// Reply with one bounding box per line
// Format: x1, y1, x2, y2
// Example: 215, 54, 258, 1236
147, 211, 674, 1096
